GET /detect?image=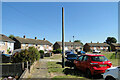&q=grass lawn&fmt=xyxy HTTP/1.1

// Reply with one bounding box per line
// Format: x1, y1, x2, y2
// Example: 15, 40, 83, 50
87, 52, 120, 66
44, 54, 62, 60
47, 61, 89, 80
100, 52, 120, 66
